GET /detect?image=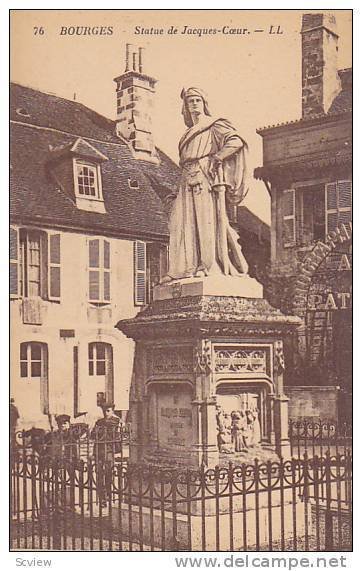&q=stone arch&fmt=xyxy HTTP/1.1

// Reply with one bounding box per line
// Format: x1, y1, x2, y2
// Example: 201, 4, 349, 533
292, 221, 352, 318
